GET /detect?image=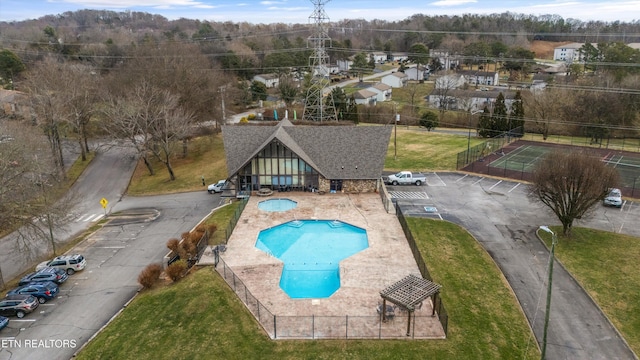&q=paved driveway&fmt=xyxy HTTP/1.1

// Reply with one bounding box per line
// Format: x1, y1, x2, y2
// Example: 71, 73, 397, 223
388, 172, 639, 360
